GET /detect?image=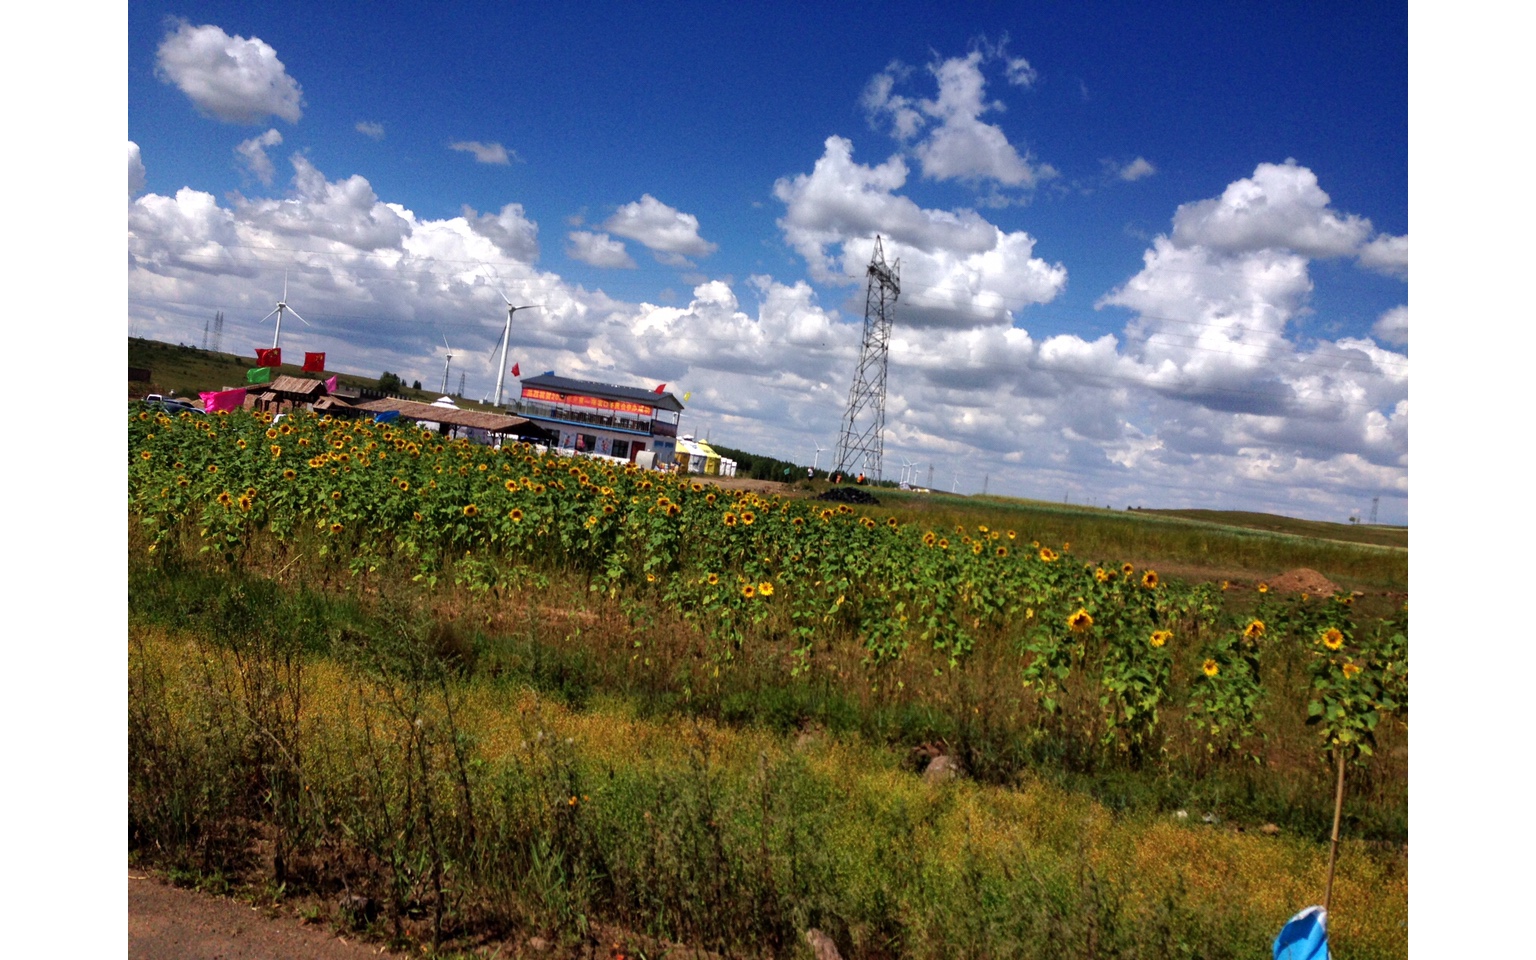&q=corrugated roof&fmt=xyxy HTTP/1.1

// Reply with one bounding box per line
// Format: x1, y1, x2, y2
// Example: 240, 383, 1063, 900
353, 397, 547, 434
518, 374, 684, 412
268, 375, 327, 396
